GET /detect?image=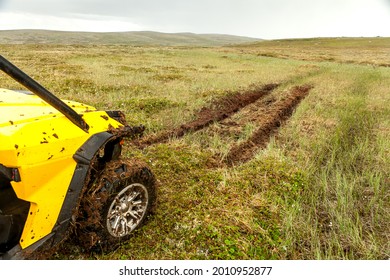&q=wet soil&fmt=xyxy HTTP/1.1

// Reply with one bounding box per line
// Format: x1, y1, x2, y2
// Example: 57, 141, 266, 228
135, 83, 312, 166
133, 83, 279, 147
224, 85, 313, 166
